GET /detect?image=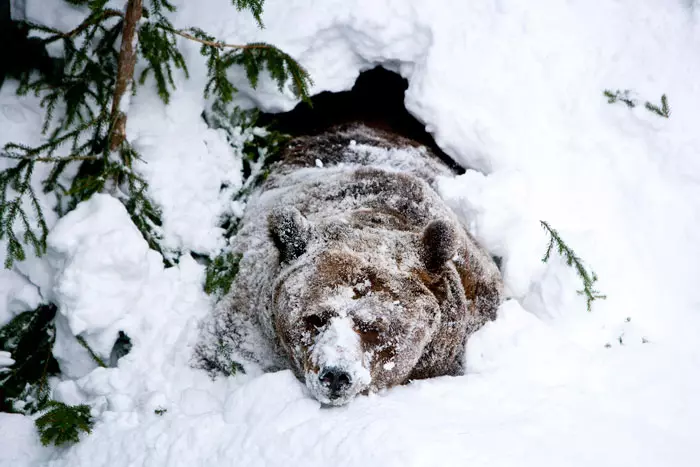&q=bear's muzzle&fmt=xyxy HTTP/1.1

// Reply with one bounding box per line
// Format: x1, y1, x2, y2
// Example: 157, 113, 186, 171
305, 316, 371, 406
